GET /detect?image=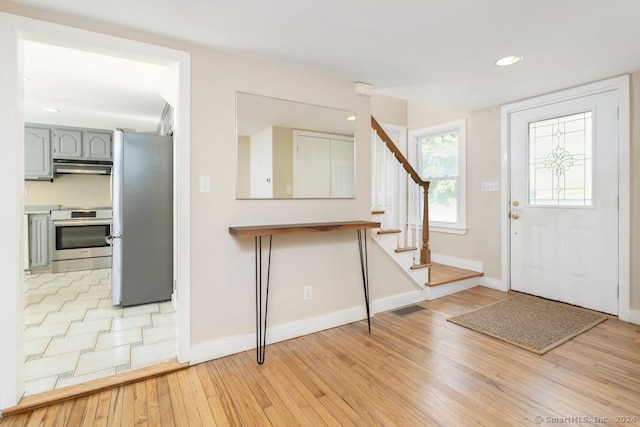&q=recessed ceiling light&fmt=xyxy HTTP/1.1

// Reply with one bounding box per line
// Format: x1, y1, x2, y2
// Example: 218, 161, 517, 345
346, 115, 356, 121
40, 107, 59, 113
495, 55, 523, 66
